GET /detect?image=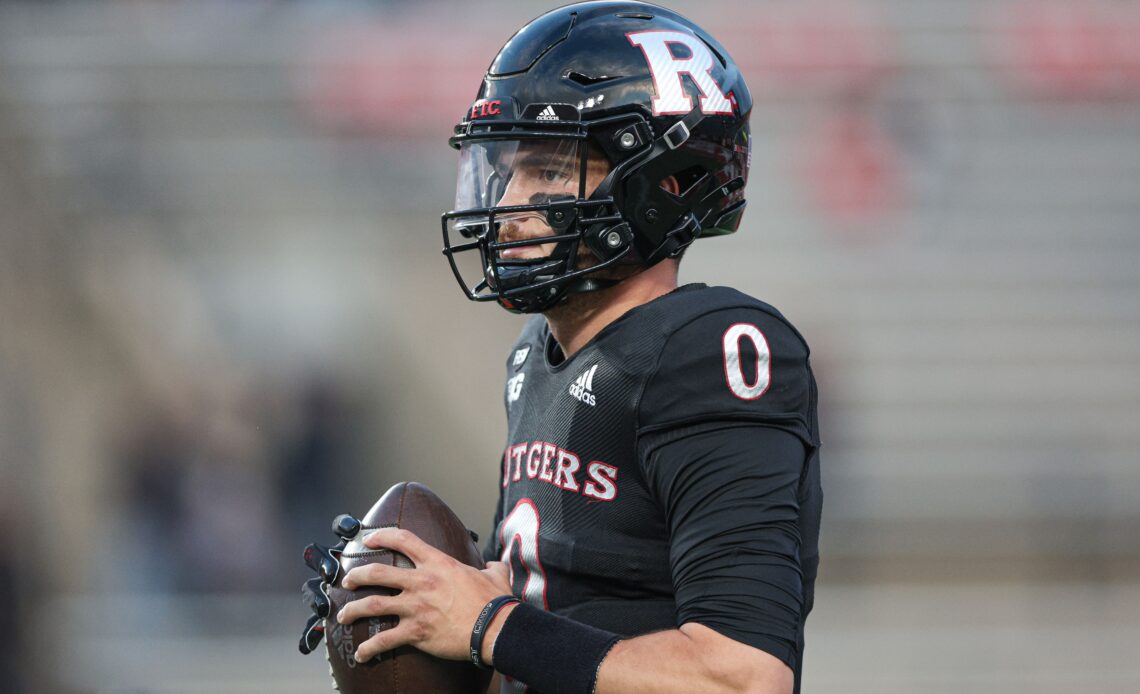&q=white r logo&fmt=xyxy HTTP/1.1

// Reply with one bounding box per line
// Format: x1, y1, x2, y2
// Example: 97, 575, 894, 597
628, 30, 733, 115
